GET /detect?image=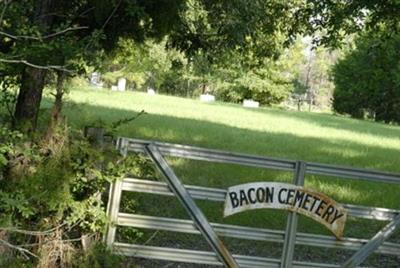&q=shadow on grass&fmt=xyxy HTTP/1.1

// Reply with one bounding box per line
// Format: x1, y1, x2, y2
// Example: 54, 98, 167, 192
61, 100, 400, 208
63, 100, 400, 171
242, 106, 400, 140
